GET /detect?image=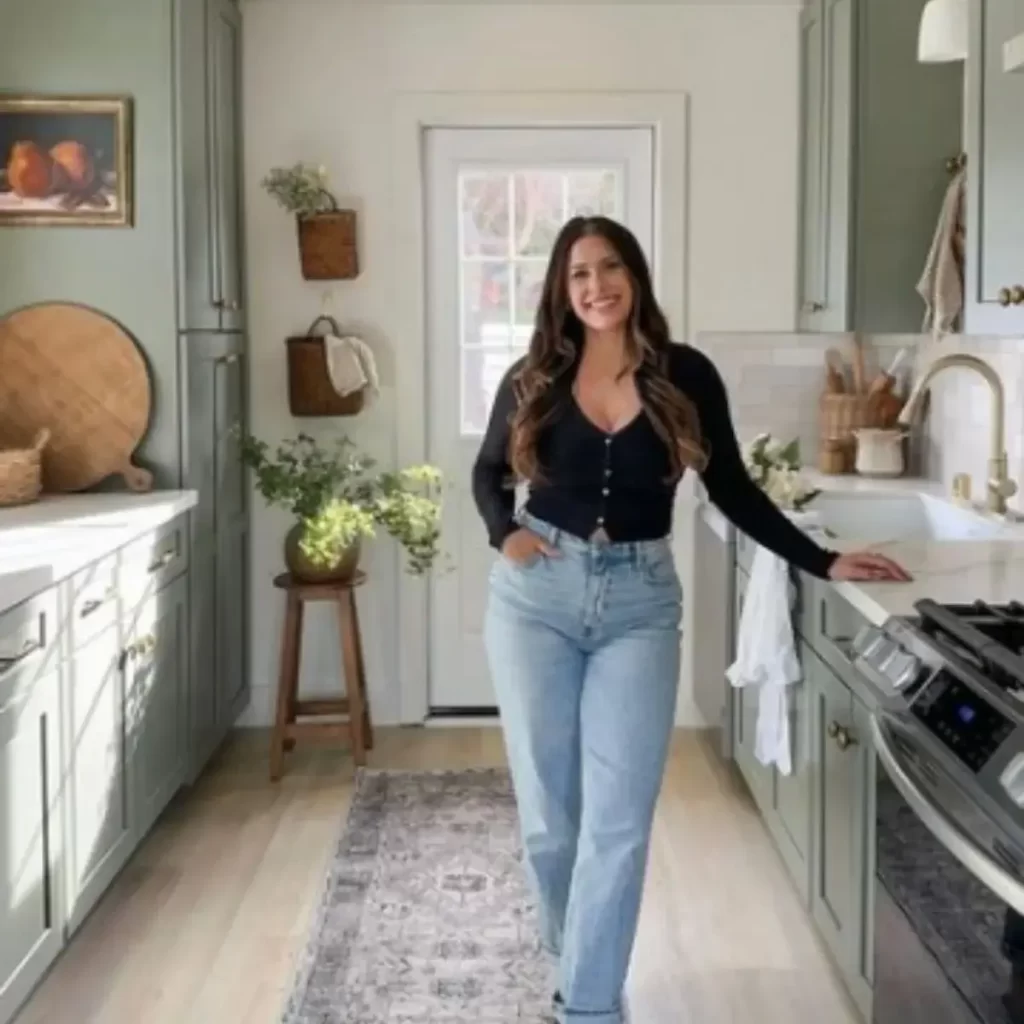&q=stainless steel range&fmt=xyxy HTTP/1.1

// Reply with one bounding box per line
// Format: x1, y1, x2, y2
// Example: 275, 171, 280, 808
854, 600, 1024, 1024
